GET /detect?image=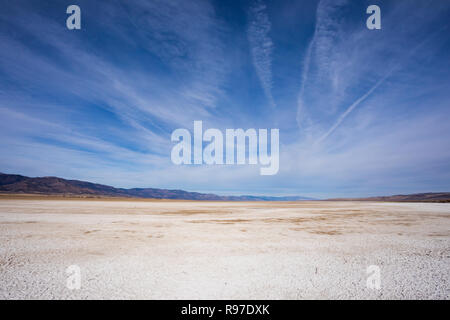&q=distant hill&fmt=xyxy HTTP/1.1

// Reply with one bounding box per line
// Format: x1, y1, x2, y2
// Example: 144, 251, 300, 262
0, 172, 313, 201
328, 193, 450, 203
